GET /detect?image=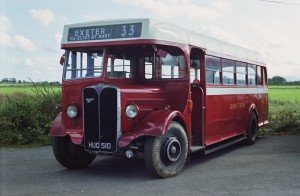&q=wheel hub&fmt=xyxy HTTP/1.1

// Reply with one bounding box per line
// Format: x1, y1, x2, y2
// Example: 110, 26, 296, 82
166, 137, 181, 162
